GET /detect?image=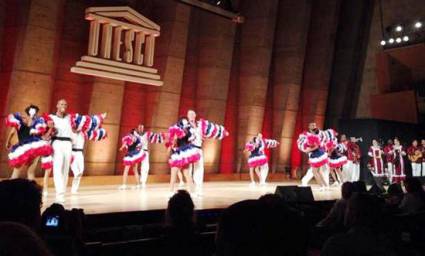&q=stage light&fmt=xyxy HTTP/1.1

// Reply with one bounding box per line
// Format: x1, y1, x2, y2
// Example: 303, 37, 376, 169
388, 38, 394, 44
395, 37, 402, 43
403, 36, 409, 42
395, 25, 403, 32
380, 40, 386, 46
414, 21, 422, 28
216, 0, 221, 5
